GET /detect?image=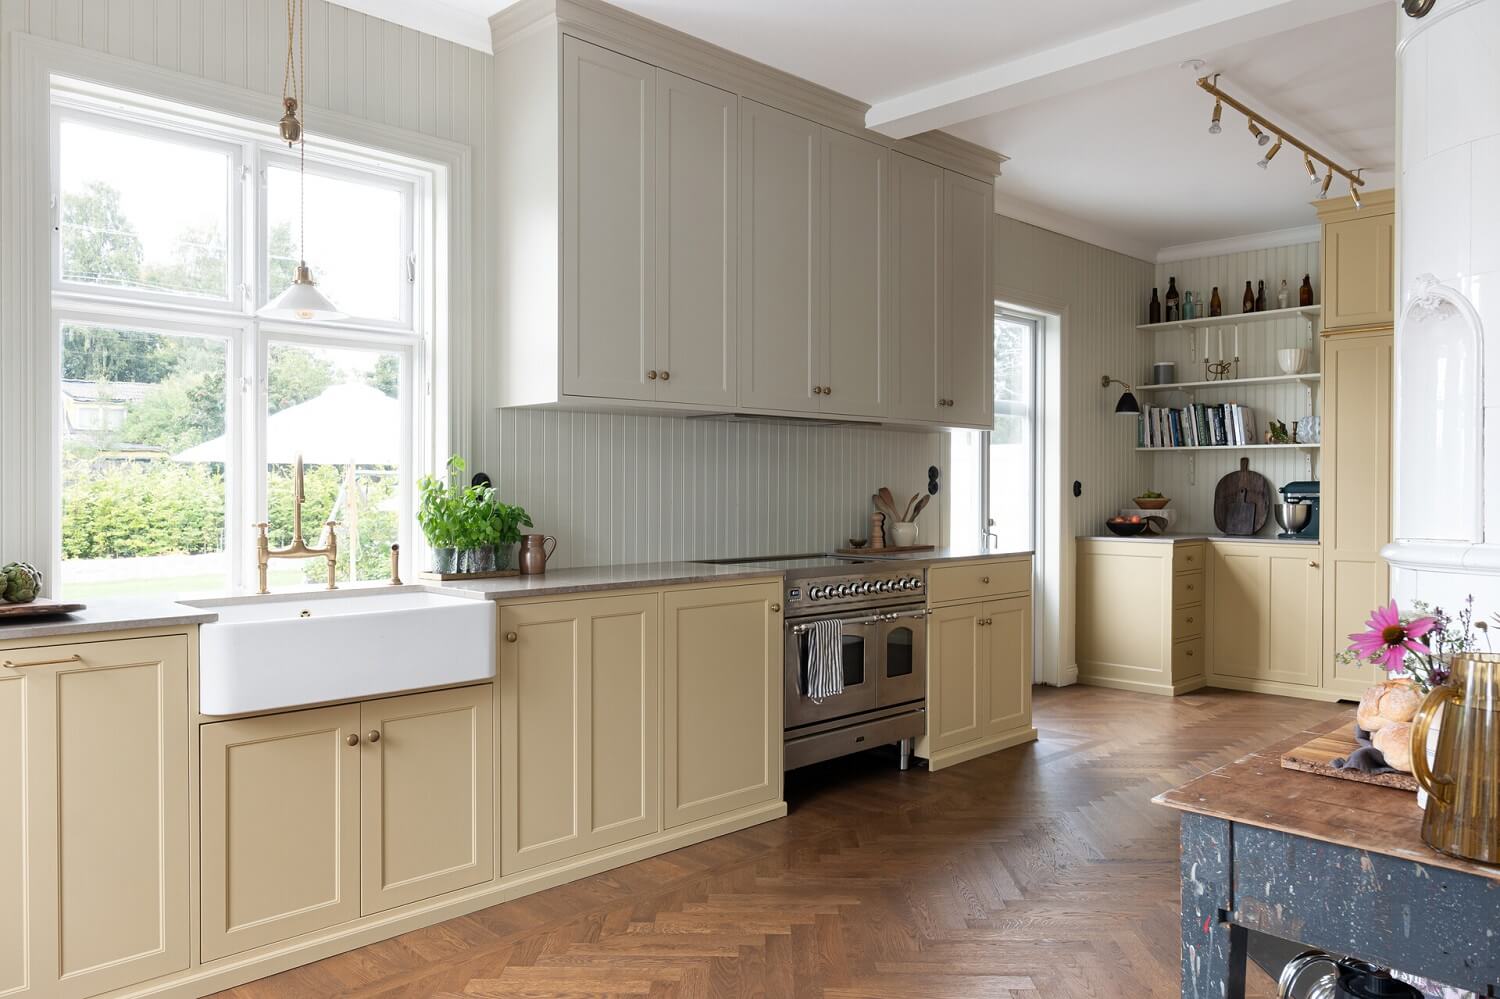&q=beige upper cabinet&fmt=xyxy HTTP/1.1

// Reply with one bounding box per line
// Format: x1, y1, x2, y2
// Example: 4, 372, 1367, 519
1321, 329, 1392, 696
945, 171, 996, 427
663, 581, 781, 828
821, 129, 889, 417
738, 99, 823, 413
561, 37, 657, 402
655, 69, 739, 407
890, 152, 945, 423
361, 686, 494, 914
201, 703, 363, 961
500, 593, 660, 873
2, 635, 190, 998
